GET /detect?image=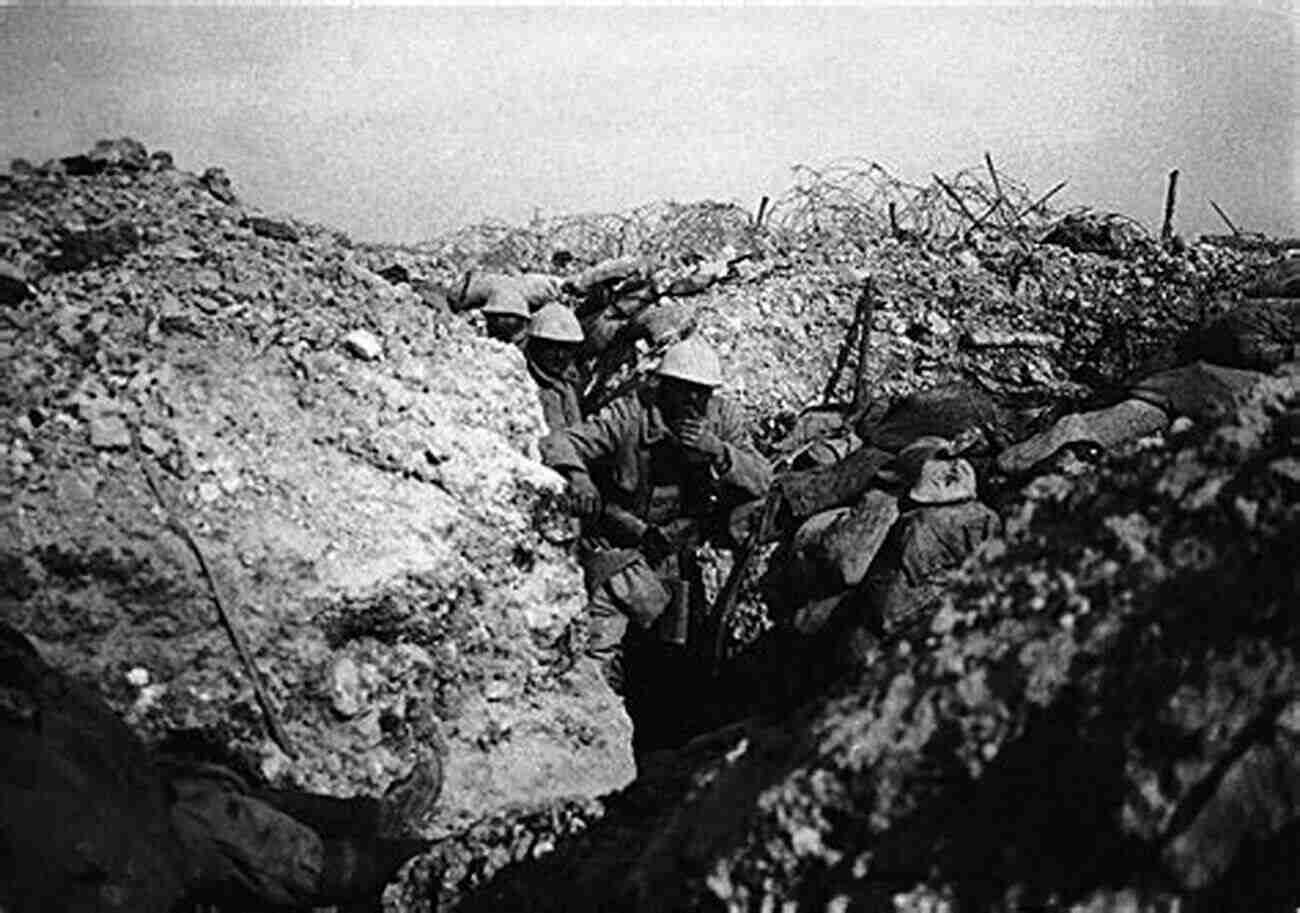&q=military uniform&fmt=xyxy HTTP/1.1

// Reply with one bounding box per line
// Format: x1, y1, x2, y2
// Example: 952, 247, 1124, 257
541, 389, 771, 689
526, 303, 587, 432
528, 358, 585, 432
